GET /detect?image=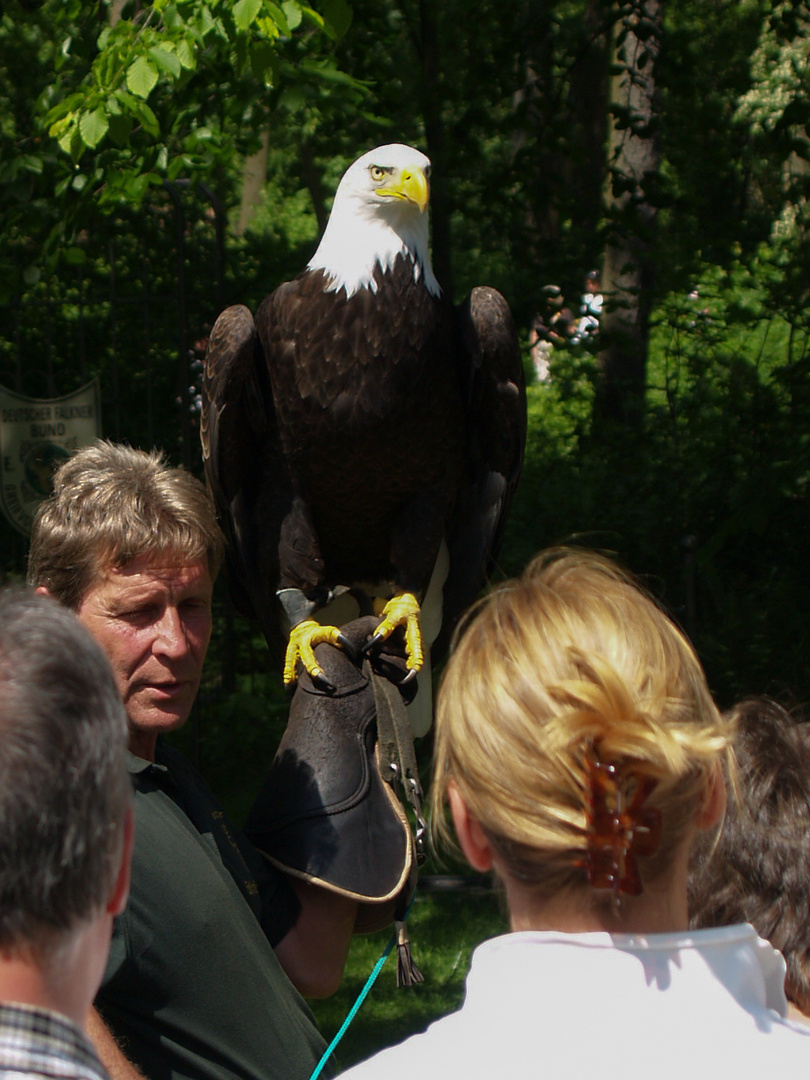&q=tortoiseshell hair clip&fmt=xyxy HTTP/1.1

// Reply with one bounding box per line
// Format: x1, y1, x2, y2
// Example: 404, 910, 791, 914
580, 752, 663, 897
